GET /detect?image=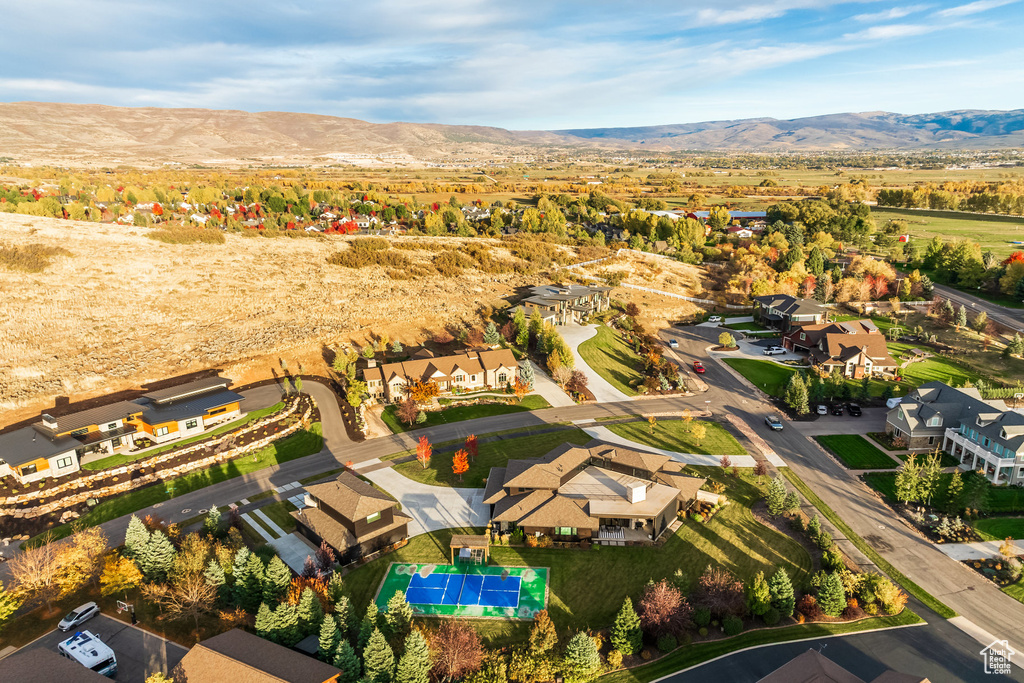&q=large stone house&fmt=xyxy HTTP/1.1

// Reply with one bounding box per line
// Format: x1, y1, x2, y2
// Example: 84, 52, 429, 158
753, 294, 827, 333
362, 348, 519, 403
886, 380, 1024, 485
0, 376, 244, 483
292, 472, 411, 562
484, 442, 707, 544
784, 320, 897, 378
513, 284, 612, 326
